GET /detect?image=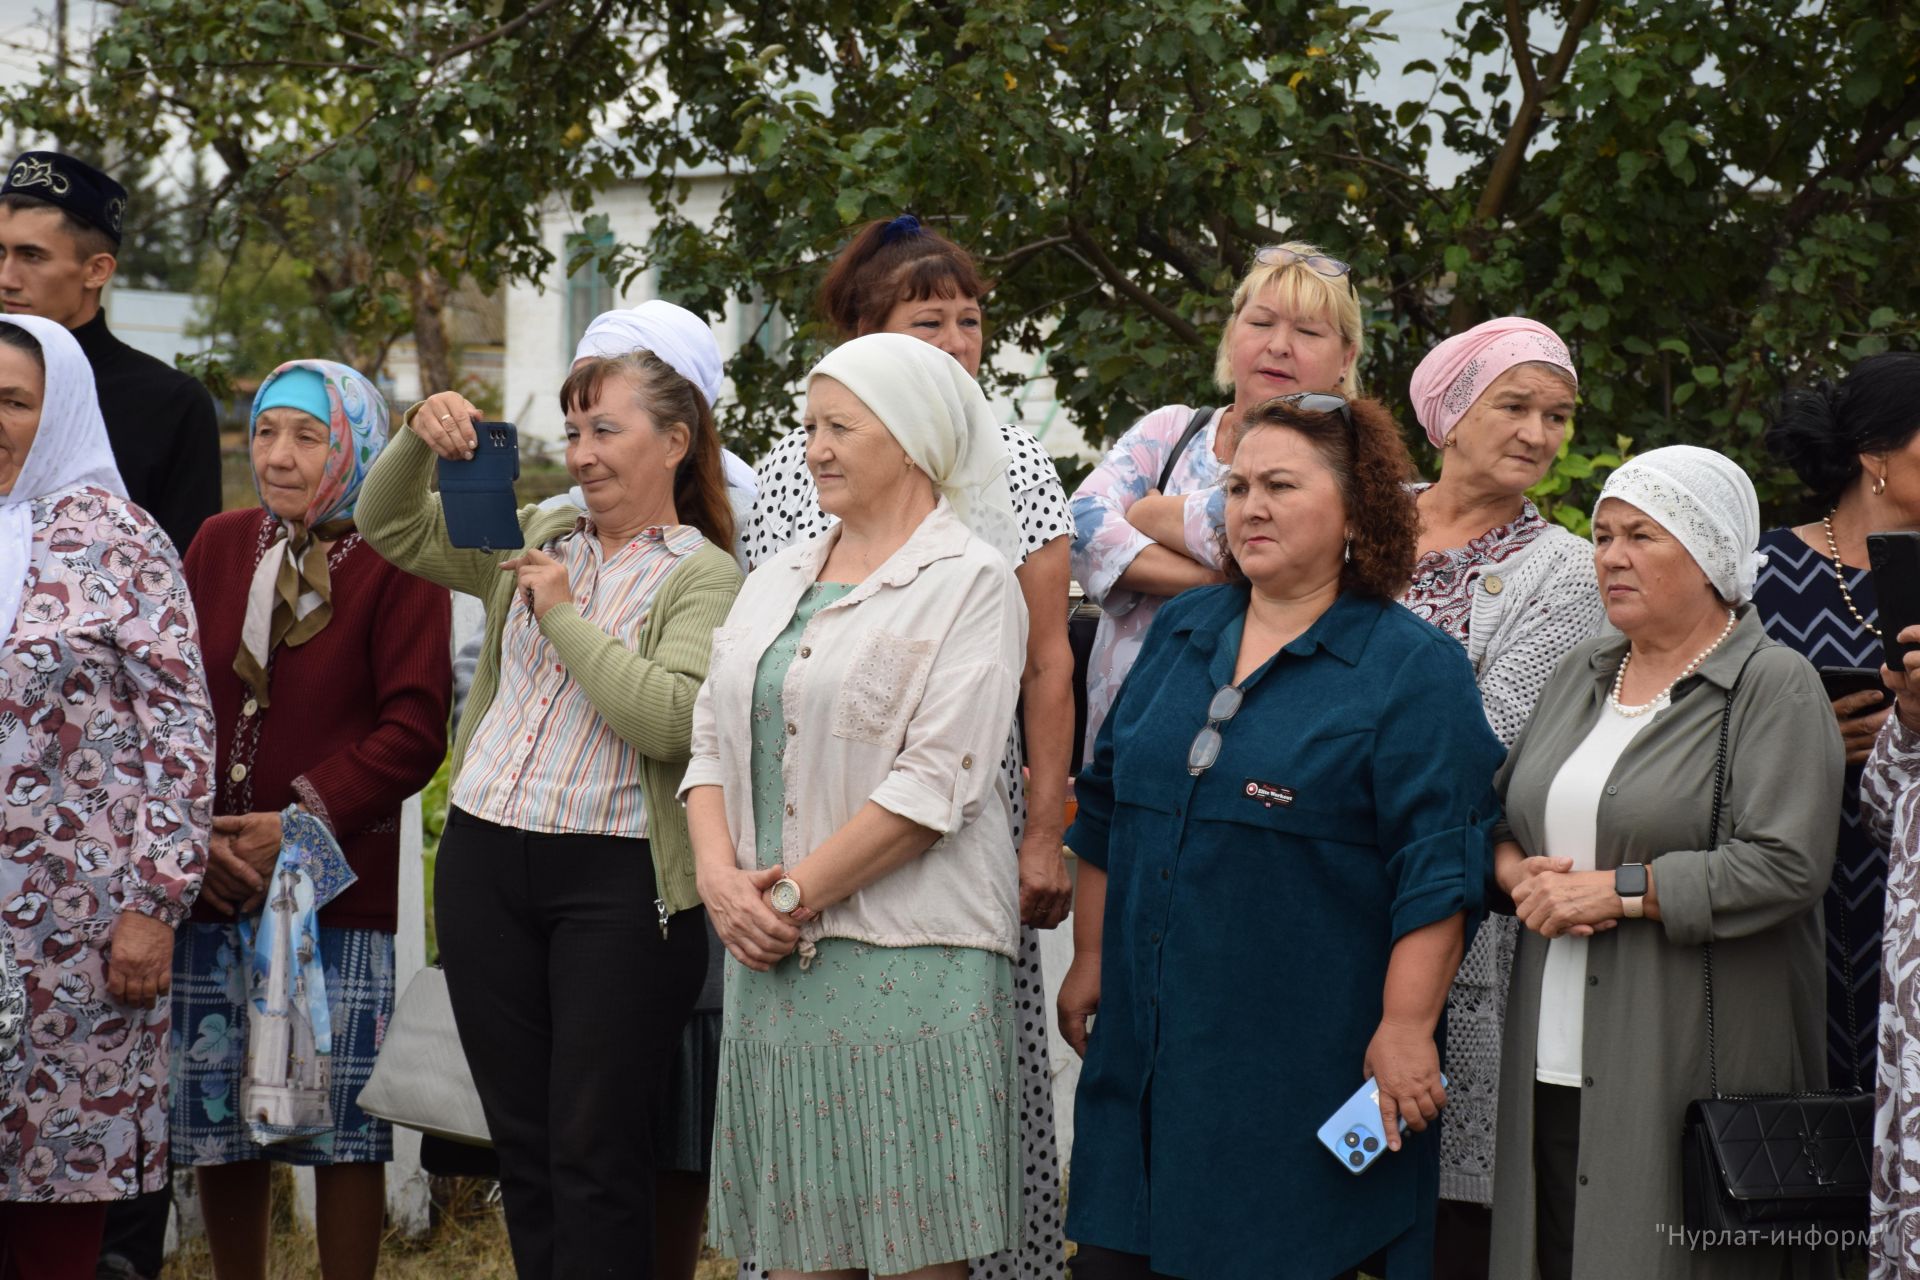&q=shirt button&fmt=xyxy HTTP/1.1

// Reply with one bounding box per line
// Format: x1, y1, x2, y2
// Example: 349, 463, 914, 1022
786, 723, 798, 736
228, 763, 246, 783
786, 803, 796, 817
1583, 1075, 1595, 1087
555, 664, 563, 674
1605, 785, 1618, 796
241, 698, 258, 717
961, 754, 974, 770
525, 734, 533, 743
1578, 1175, 1590, 1187
1160, 869, 1170, 881
1484, 574, 1505, 596
1149, 930, 1161, 943
799, 646, 811, 659
1587, 975, 1599, 988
